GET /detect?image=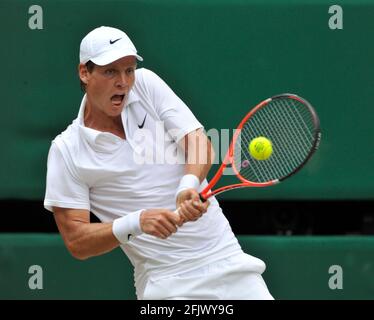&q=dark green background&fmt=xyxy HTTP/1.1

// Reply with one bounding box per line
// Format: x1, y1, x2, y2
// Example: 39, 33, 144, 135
1, 234, 373, 299
0, 0, 373, 200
